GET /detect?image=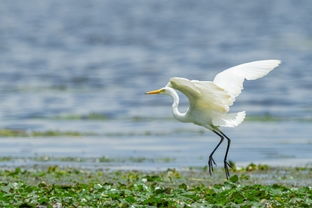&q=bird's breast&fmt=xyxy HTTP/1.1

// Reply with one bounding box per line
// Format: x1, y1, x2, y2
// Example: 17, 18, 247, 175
187, 108, 214, 127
